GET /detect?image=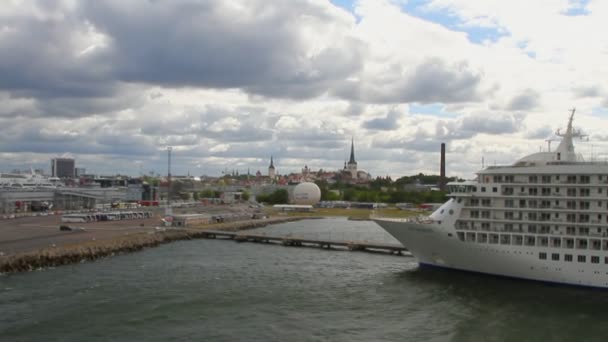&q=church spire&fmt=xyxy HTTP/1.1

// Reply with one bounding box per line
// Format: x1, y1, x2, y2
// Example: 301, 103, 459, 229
269, 155, 275, 169
348, 138, 357, 165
